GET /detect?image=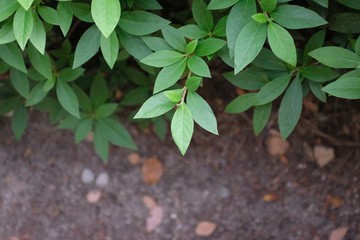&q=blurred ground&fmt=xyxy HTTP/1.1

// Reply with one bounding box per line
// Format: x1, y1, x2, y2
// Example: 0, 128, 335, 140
0, 103, 360, 239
